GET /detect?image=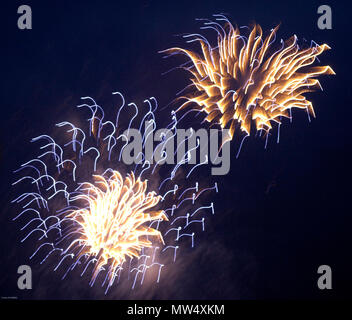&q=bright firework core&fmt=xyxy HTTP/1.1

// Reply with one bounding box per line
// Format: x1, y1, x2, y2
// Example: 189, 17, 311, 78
163, 16, 335, 142
68, 170, 168, 280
